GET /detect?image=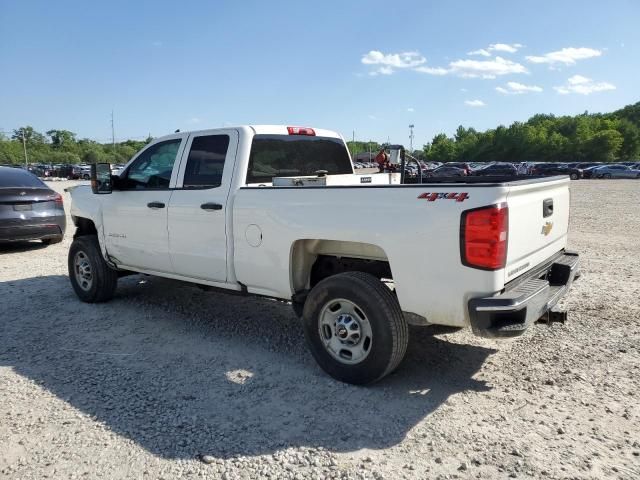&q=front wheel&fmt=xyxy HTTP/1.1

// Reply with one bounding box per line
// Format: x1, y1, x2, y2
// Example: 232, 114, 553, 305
603, 173, 612, 179
68, 235, 118, 303
302, 272, 409, 385
570, 173, 578, 180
